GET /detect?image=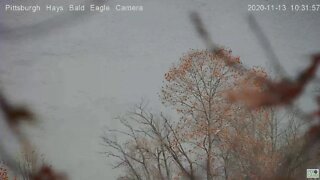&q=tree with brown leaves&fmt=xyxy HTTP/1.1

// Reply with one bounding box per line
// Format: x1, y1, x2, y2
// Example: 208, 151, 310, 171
104, 49, 303, 180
